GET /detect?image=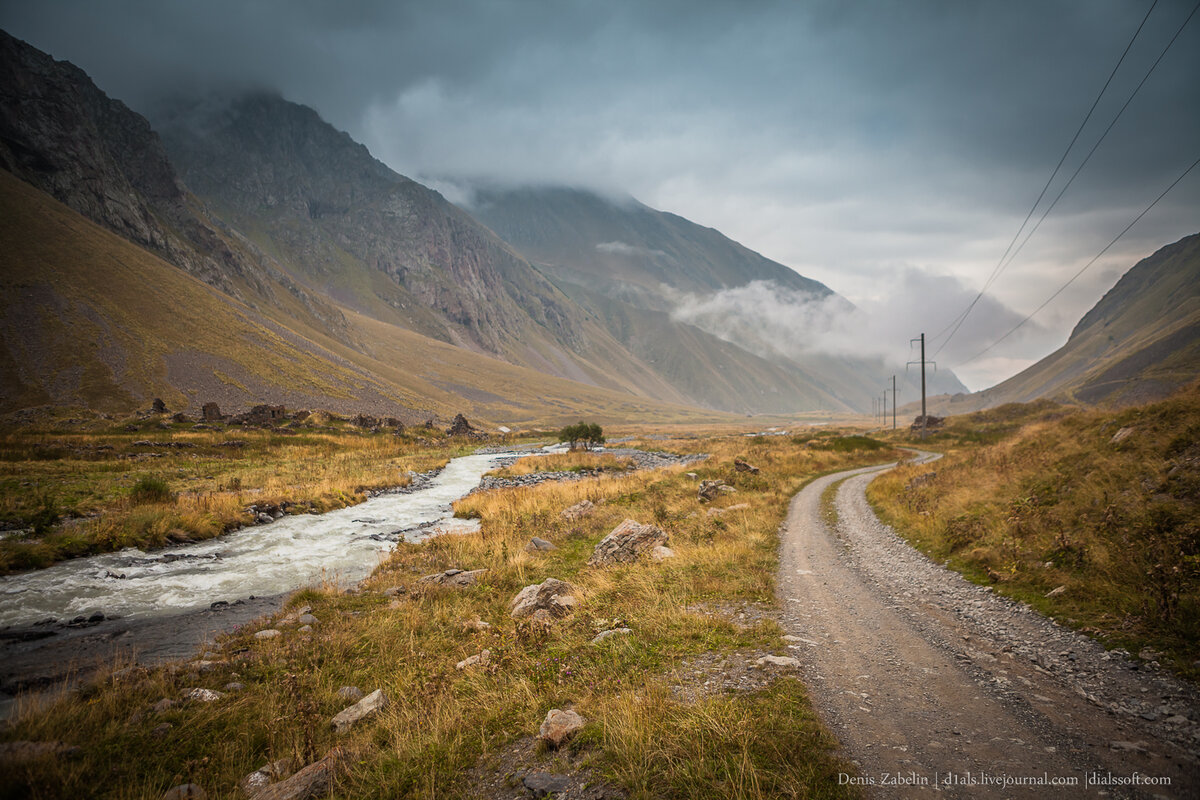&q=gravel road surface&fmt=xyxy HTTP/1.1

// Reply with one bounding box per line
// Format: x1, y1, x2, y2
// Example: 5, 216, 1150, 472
778, 455, 1198, 798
